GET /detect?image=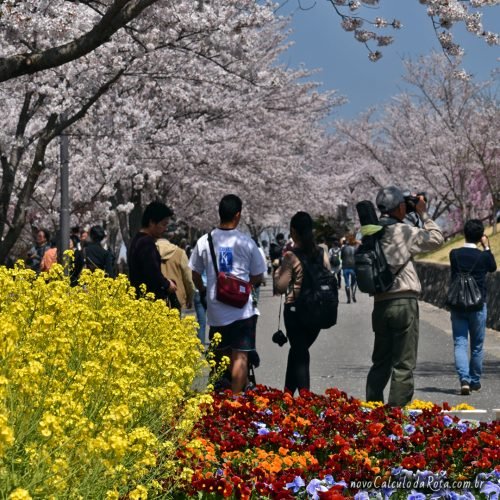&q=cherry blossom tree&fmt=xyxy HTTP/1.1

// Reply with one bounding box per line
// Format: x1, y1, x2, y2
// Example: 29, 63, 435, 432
0, 0, 343, 262
0, 0, 158, 82
326, 0, 498, 61
333, 53, 499, 231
